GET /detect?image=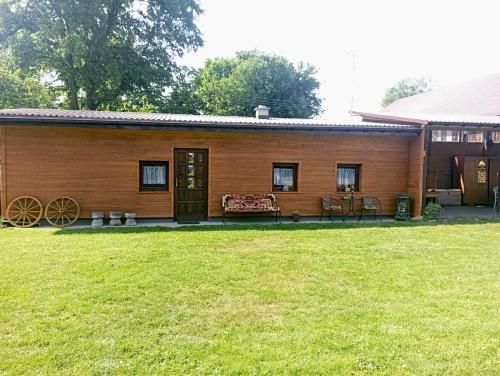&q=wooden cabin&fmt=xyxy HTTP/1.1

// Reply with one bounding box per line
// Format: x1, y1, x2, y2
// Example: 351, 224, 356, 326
0, 108, 427, 223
